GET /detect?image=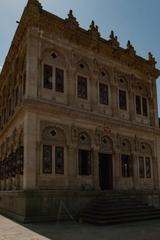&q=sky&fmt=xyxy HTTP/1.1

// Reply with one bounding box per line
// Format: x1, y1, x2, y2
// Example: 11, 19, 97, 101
0, 0, 160, 114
